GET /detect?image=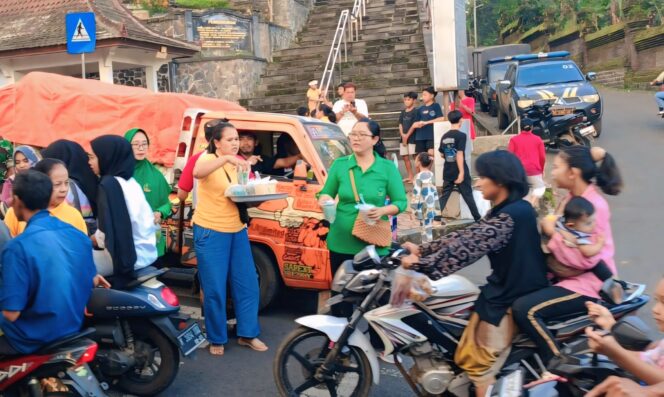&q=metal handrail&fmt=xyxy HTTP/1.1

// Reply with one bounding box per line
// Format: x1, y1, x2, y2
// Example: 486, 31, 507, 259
319, 0, 369, 104
349, 0, 367, 41
319, 9, 350, 106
